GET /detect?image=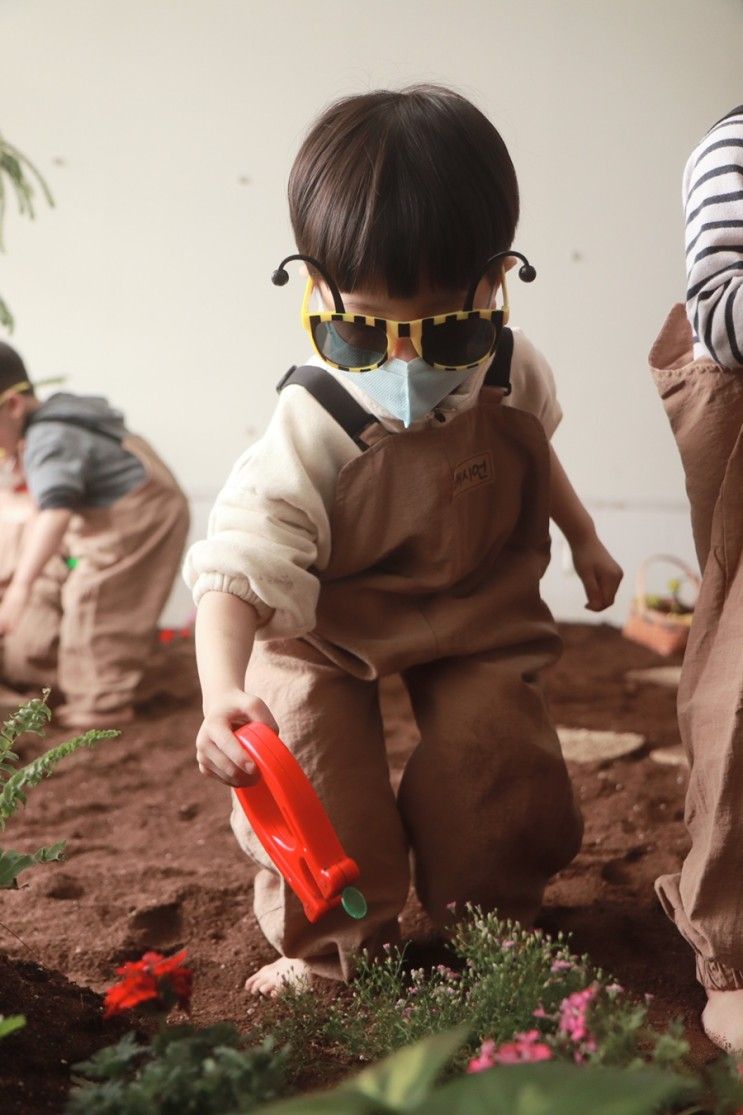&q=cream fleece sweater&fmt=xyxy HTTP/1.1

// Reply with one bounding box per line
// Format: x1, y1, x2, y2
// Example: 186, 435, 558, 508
184, 327, 561, 639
